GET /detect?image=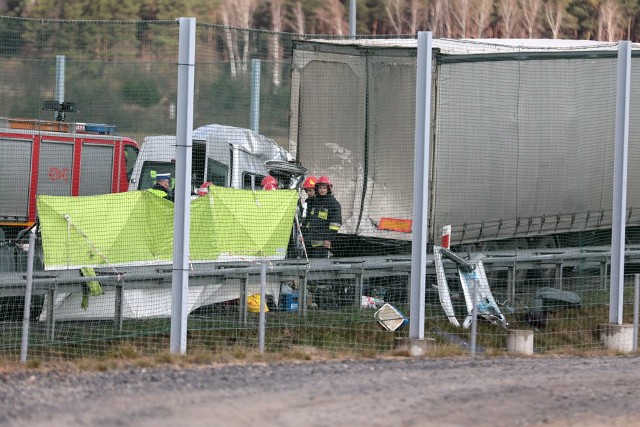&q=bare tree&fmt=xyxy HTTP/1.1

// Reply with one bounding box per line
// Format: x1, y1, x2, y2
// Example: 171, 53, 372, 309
620, 1, 639, 40
385, 0, 403, 34
498, 0, 520, 37
432, 0, 453, 37
427, 0, 451, 37
544, 0, 565, 39
289, 1, 305, 34
270, 0, 283, 88
451, 0, 471, 37
219, 2, 238, 78
598, 0, 621, 41
444, 2, 454, 37
219, 0, 256, 77
519, 0, 541, 38
470, 0, 493, 37
316, 0, 346, 35
238, 0, 256, 74
427, 0, 442, 36
406, 0, 425, 34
